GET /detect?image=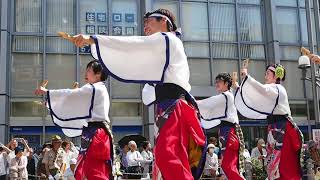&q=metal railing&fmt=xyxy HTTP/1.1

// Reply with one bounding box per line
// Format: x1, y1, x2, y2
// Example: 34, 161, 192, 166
24, 158, 318, 180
